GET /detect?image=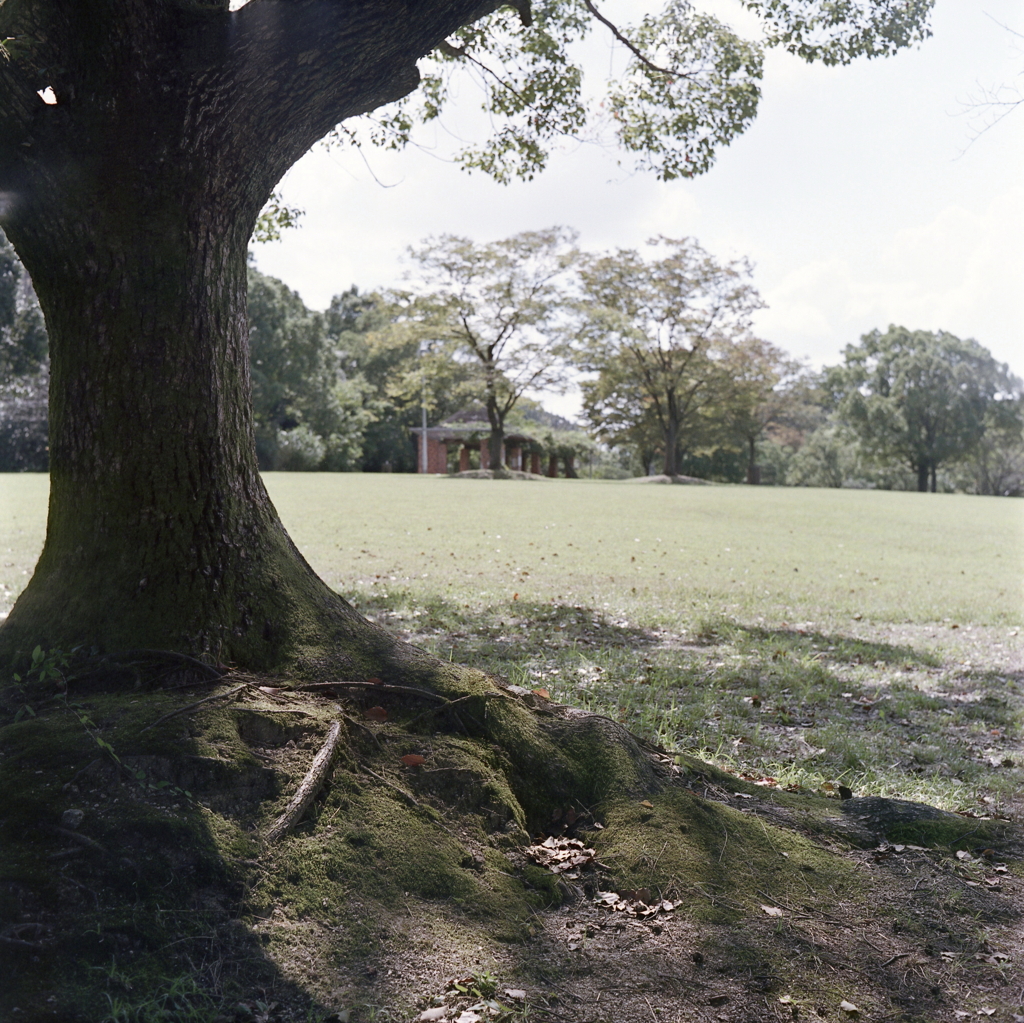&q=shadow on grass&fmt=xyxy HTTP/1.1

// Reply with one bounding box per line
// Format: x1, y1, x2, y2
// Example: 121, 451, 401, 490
347, 589, 662, 666
697, 617, 943, 668
0, 668, 339, 1023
